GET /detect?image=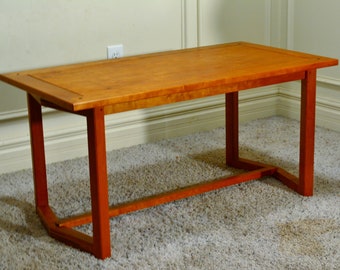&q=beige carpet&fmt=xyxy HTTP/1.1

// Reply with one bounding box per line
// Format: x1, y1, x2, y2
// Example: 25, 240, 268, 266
0, 116, 339, 269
